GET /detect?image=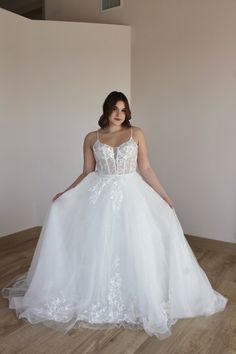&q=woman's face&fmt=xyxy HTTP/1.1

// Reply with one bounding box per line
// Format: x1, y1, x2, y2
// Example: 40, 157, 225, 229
108, 100, 126, 126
